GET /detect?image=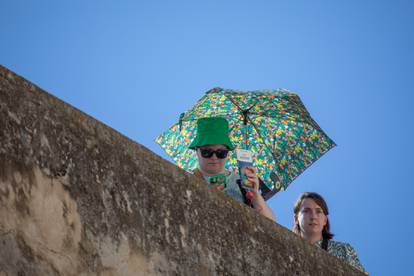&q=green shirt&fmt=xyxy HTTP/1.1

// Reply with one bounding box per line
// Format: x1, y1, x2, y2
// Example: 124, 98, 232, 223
202, 171, 244, 203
